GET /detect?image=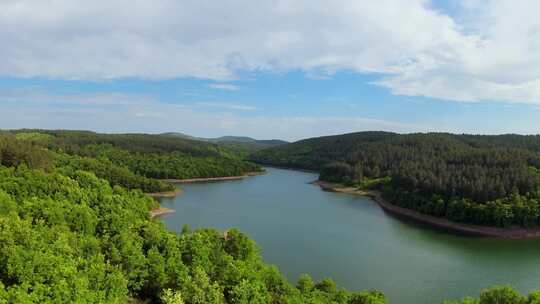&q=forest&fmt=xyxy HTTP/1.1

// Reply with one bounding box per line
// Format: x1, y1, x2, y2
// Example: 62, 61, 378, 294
0, 132, 386, 303
1, 131, 539, 303
160, 133, 288, 159
249, 132, 540, 227
5, 130, 262, 192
